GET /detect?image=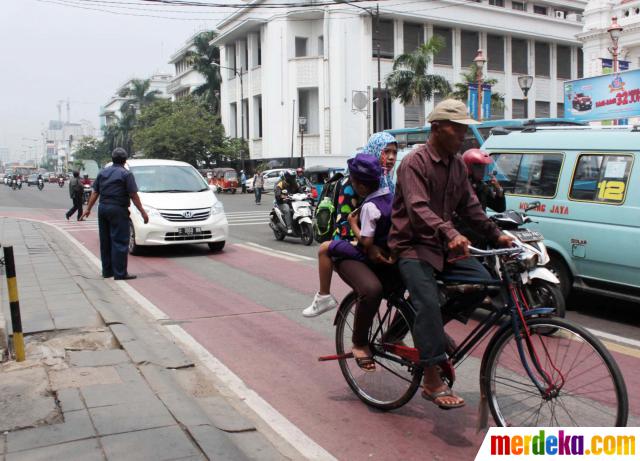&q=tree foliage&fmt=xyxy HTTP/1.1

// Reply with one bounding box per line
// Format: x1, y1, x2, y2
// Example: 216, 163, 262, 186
118, 78, 161, 115
448, 63, 505, 113
386, 37, 451, 126
186, 31, 222, 114
73, 137, 111, 167
132, 97, 237, 167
